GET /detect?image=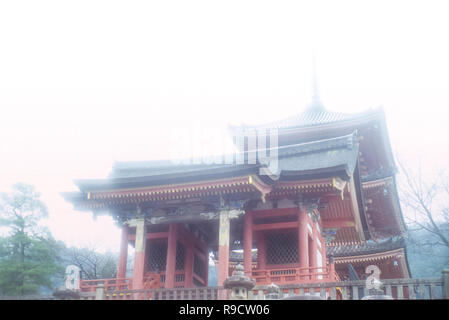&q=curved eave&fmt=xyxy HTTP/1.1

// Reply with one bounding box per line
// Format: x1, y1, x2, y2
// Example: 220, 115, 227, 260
267, 177, 347, 200
389, 175, 407, 234
352, 161, 370, 241
280, 109, 395, 171
229, 108, 384, 132
362, 177, 407, 237
375, 110, 397, 173
64, 174, 274, 210
276, 109, 384, 132
279, 164, 352, 181
74, 164, 267, 192
232, 107, 395, 173
333, 248, 410, 278
60, 191, 85, 202
333, 247, 406, 264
